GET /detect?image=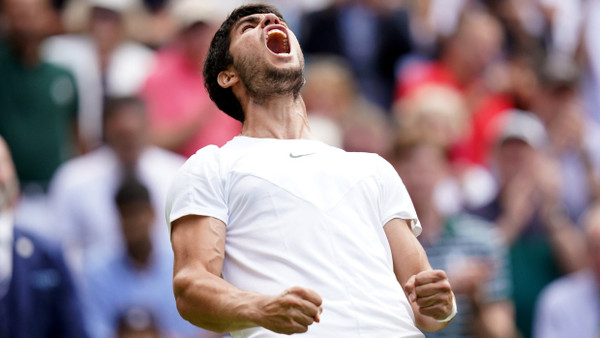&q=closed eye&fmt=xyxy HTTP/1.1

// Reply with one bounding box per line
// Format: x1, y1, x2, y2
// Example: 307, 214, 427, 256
241, 24, 255, 32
